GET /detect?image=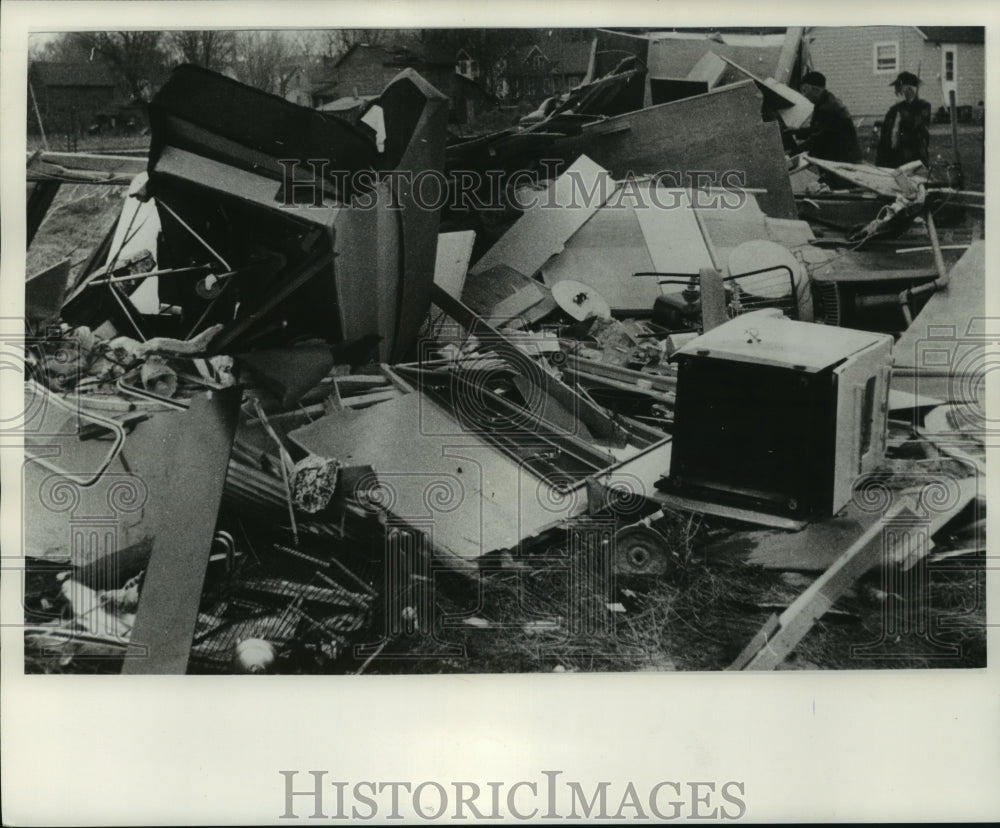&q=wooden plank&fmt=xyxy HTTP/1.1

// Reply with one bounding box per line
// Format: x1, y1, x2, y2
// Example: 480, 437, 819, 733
773, 28, 804, 86
732, 499, 914, 670
699, 267, 728, 331
35, 151, 148, 176
728, 614, 781, 670
471, 155, 613, 278
652, 490, 808, 531
122, 387, 242, 674
571, 356, 677, 393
